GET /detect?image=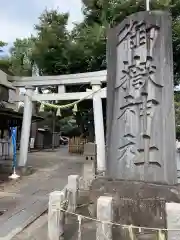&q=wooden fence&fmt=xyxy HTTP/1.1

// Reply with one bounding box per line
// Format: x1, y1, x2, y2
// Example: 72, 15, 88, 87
68, 137, 88, 154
